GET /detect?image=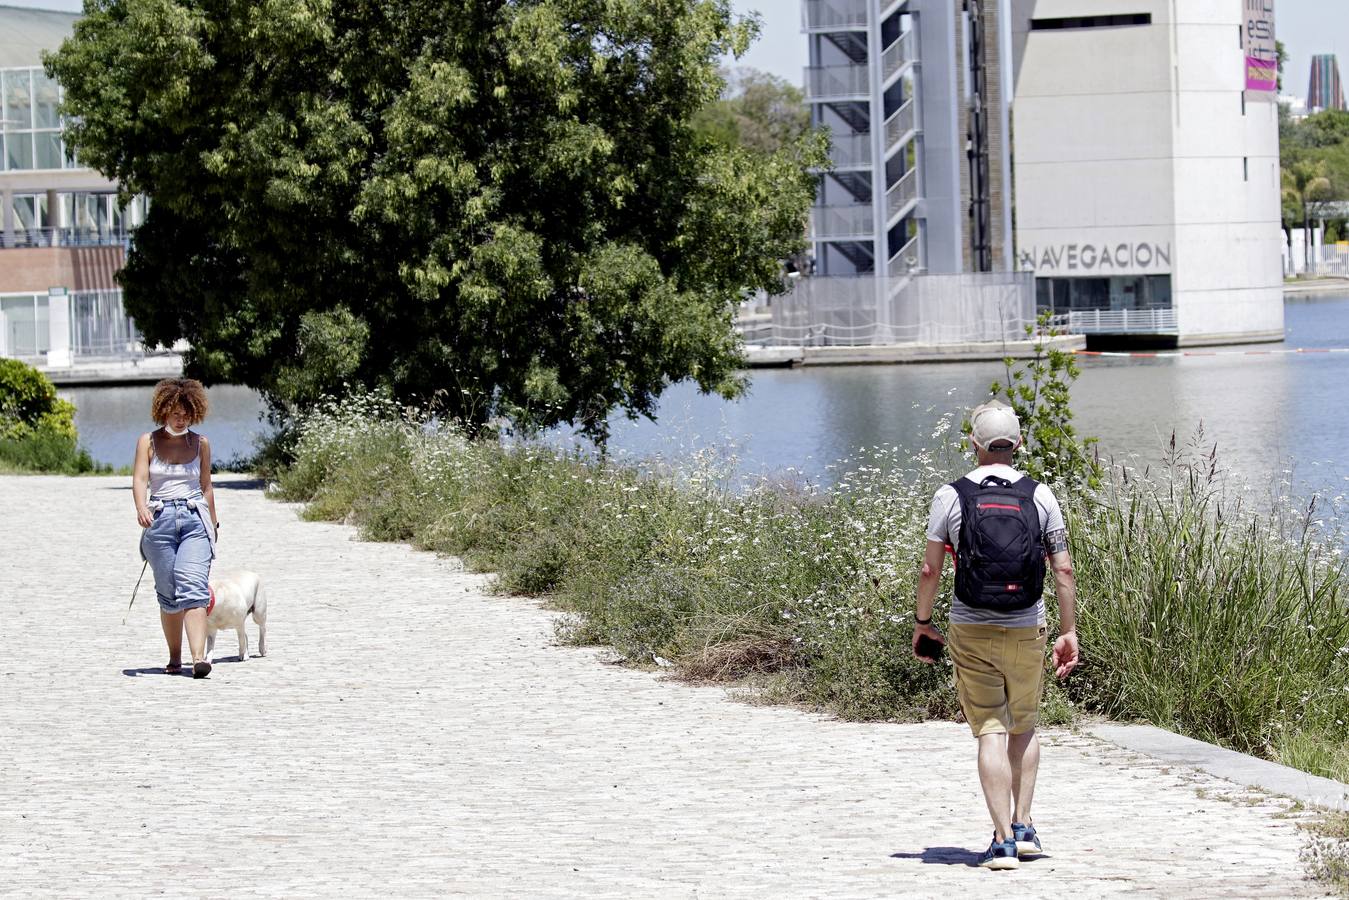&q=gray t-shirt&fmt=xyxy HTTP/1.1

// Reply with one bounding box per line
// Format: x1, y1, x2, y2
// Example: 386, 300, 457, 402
925, 464, 1065, 627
